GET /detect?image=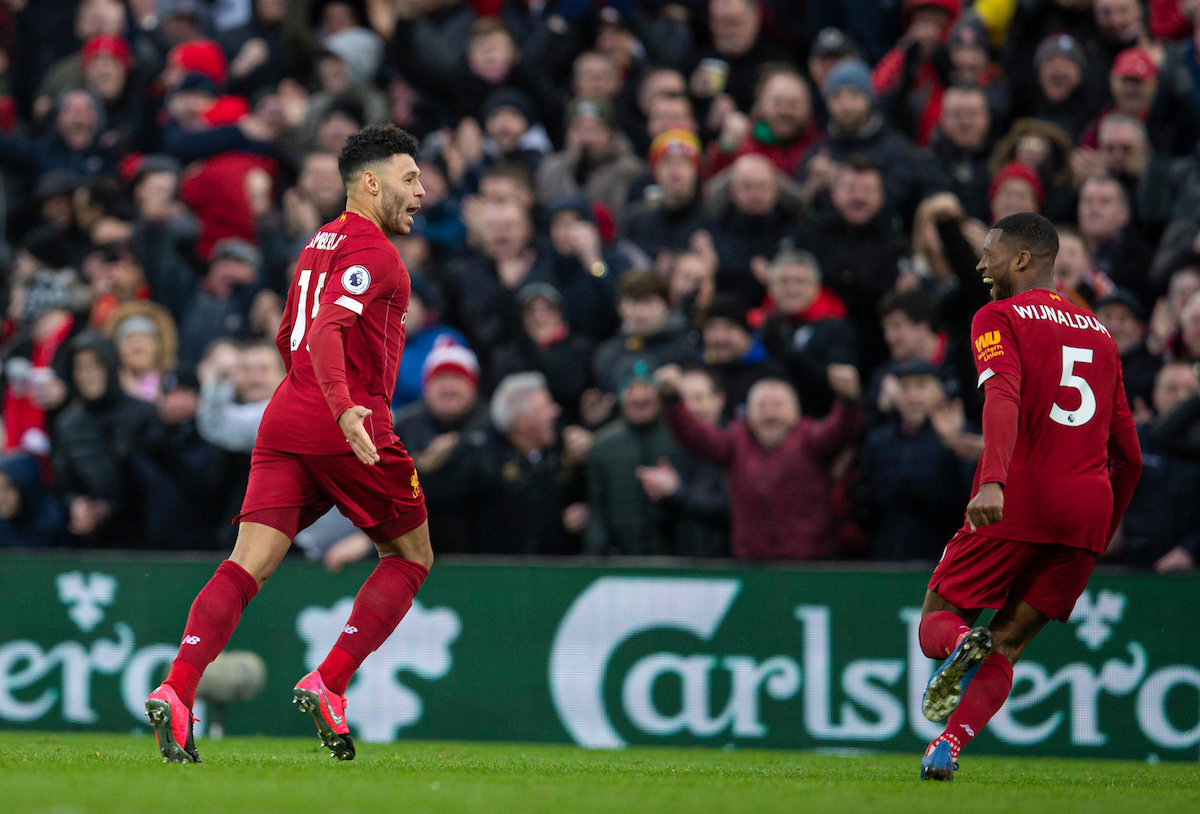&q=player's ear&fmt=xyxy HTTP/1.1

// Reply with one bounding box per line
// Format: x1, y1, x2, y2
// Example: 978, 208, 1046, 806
361, 169, 379, 196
